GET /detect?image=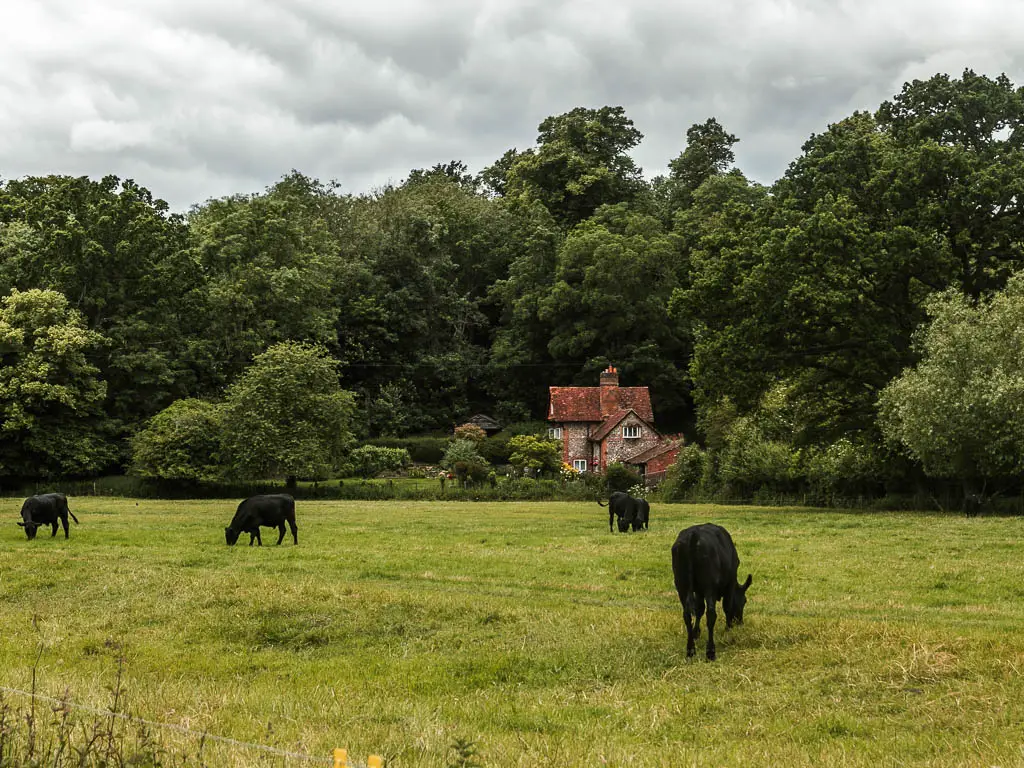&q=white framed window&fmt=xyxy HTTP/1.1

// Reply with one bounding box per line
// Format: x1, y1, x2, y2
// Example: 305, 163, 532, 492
623, 425, 641, 439
573, 459, 588, 472
548, 427, 563, 439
